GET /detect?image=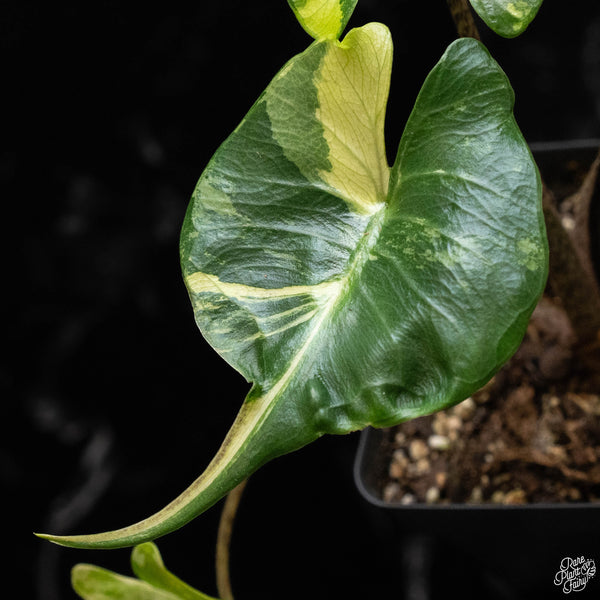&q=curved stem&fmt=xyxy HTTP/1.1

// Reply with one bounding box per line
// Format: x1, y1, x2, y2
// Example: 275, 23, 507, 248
215, 479, 248, 600
446, 0, 481, 40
